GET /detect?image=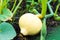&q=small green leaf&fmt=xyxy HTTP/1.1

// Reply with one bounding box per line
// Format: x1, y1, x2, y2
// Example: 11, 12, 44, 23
0, 22, 16, 40
0, 8, 12, 21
